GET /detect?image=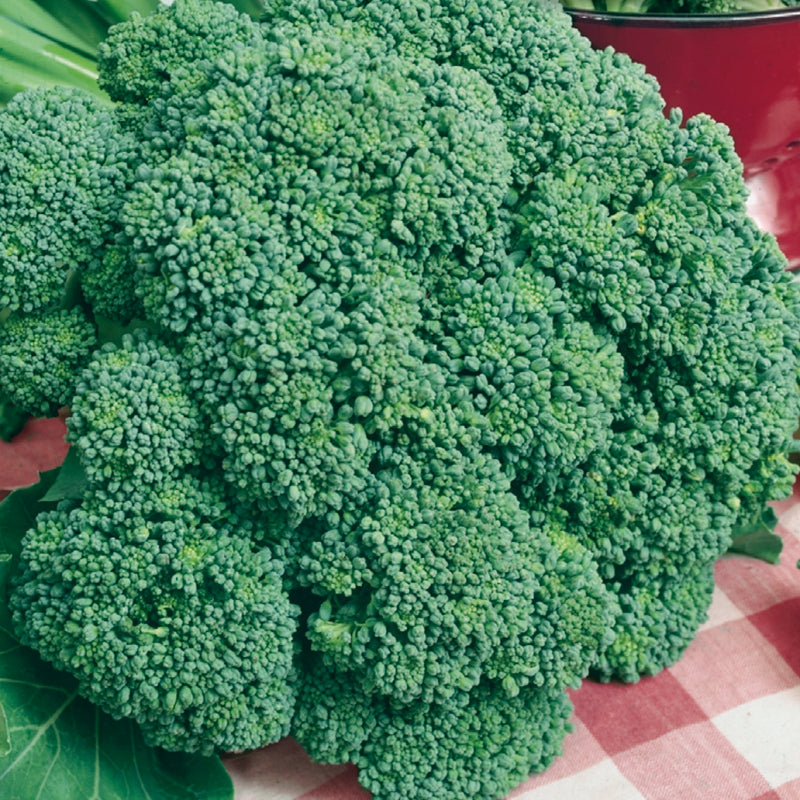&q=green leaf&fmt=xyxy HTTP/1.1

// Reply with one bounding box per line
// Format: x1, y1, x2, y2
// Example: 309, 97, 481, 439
728, 529, 783, 564
0, 395, 29, 443
728, 506, 783, 565
0, 617, 235, 799
0, 479, 235, 800
0, 556, 8, 760
41, 448, 88, 503
81, 0, 164, 26
17, 0, 110, 49
0, 704, 9, 759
